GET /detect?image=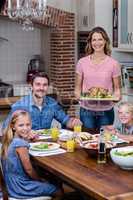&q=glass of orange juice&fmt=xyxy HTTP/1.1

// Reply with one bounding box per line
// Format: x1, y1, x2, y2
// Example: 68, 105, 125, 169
66, 139, 75, 152
51, 128, 59, 141
104, 126, 113, 141
104, 131, 112, 141
74, 124, 82, 133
